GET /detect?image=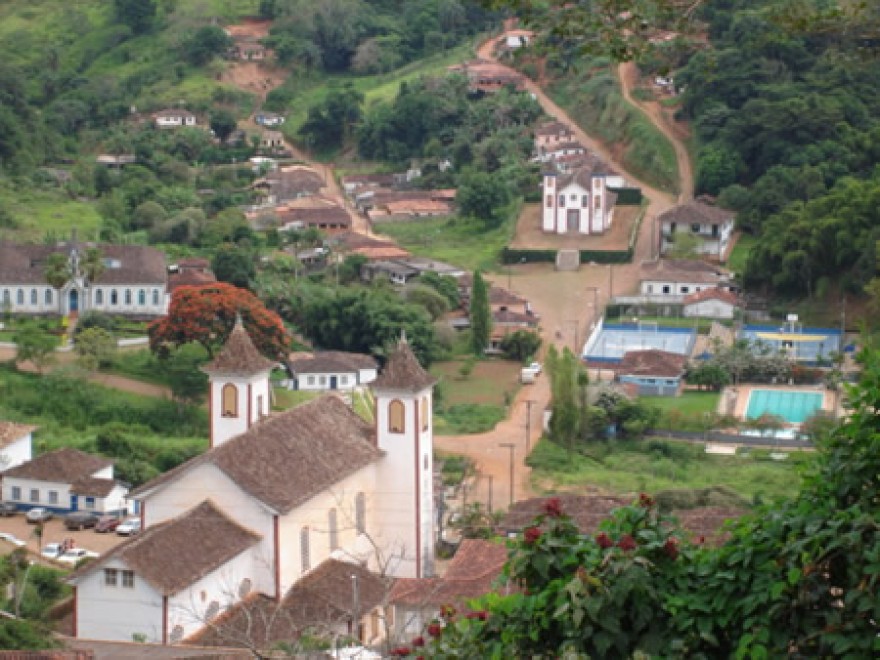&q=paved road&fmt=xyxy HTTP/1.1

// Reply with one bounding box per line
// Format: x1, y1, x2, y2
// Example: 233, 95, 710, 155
436, 33, 694, 513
